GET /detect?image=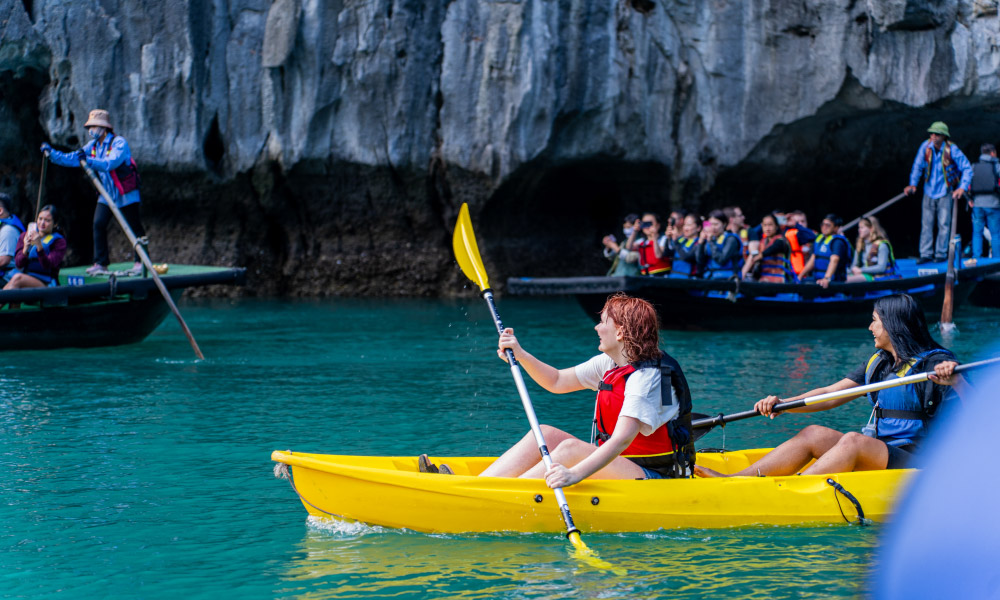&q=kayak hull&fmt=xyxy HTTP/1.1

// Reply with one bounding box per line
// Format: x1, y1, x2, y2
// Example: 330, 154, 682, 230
271, 449, 914, 532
